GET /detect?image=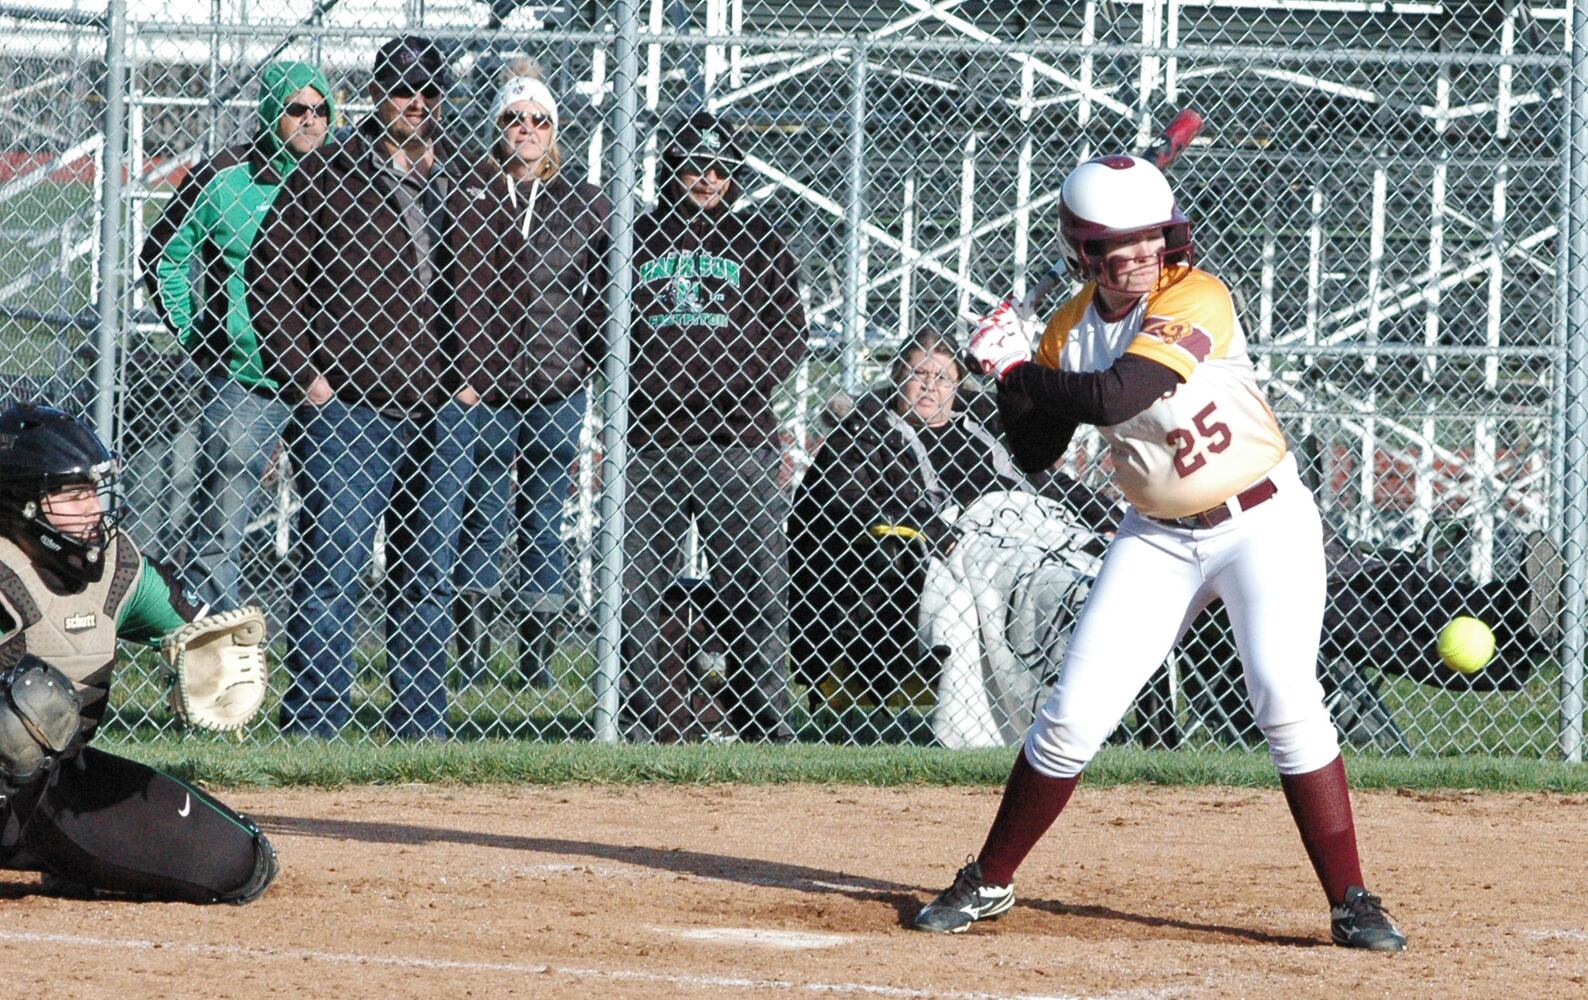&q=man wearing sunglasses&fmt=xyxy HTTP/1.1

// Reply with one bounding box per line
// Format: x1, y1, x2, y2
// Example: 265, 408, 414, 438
621, 111, 809, 743
249, 35, 462, 739
140, 60, 335, 613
